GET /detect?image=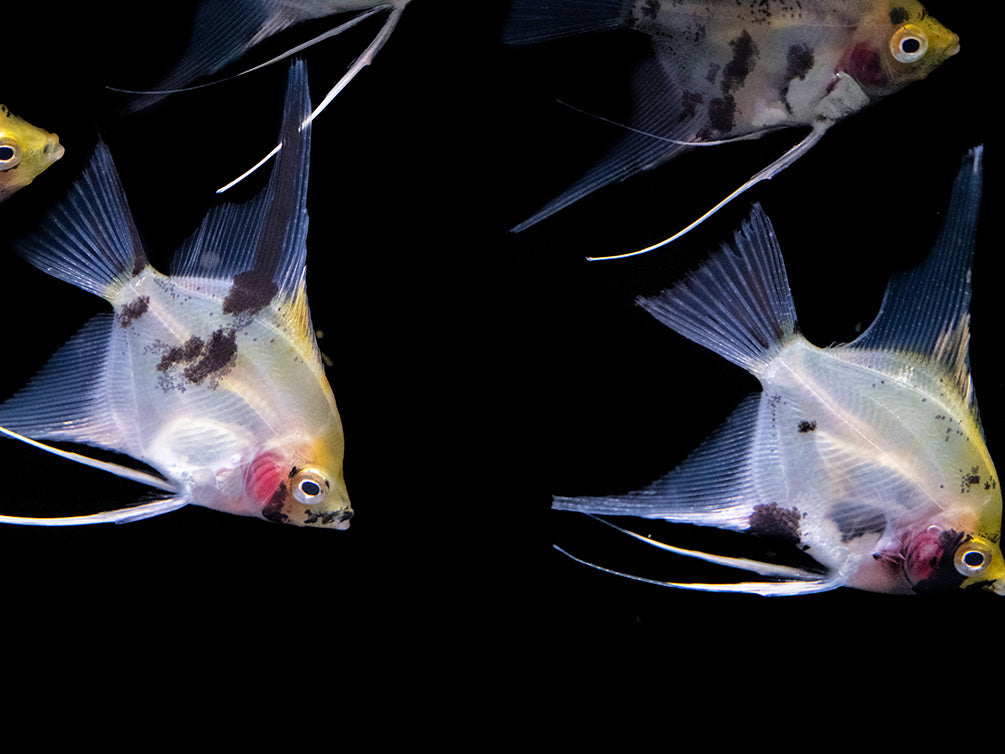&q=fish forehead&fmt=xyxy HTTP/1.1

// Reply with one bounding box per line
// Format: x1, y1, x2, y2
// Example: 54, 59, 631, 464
758, 341, 999, 527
